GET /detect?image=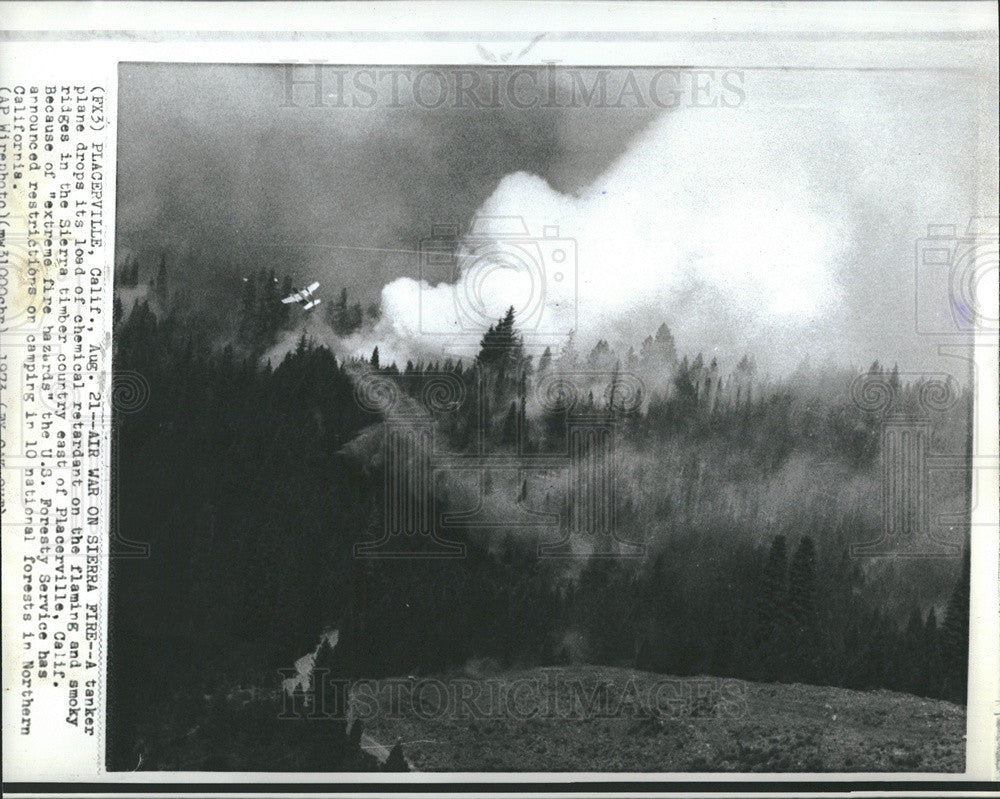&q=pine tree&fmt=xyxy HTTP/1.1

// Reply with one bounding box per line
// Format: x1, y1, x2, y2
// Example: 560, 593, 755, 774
941, 544, 970, 702
758, 536, 788, 632
788, 537, 818, 630
737, 354, 756, 375
755, 535, 789, 679
639, 334, 654, 364
476, 306, 522, 369
903, 605, 925, 694
788, 537, 819, 680
347, 717, 363, 755
346, 301, 363, 334
154, 254, 168, 304
558, 331, 578, 370
638, 323, 677, 380
537, 346, 552, 375
654, 322, 677, 364
283, 631, 351, 770
888, 363, 901, 393
669, 357, 698, 424
279, 275, 293, 326
923, 607, 941, 697
472, 307, 525, 448
385, 740, 408, 771
501, 401, 519, 447
331, 287, 352, 335
370, 346, 380, 370
586, 339, 613, 371
237, 274, 257, 346
264, 269, 279, 333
